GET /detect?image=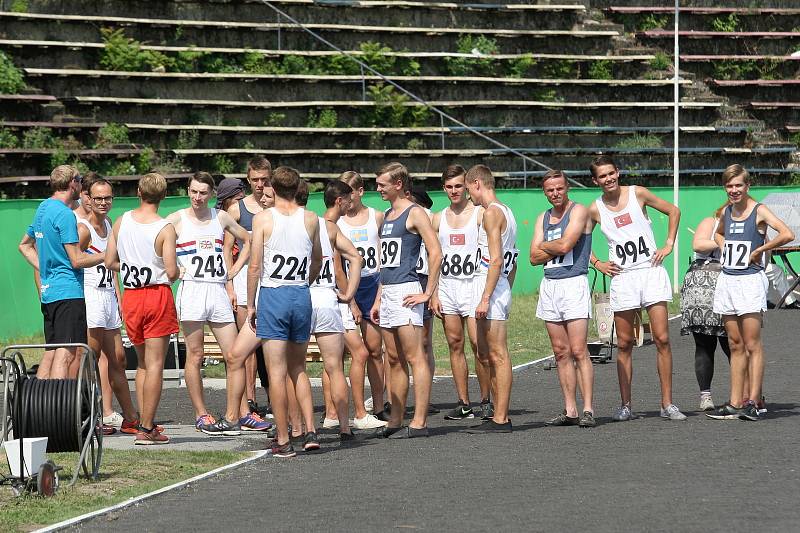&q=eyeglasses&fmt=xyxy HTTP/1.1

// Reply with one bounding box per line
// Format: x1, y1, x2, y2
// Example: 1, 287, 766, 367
91, 196, 113, 203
